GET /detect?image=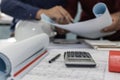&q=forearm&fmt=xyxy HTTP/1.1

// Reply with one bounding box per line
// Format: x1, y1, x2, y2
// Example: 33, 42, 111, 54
1, 0, 39, 20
